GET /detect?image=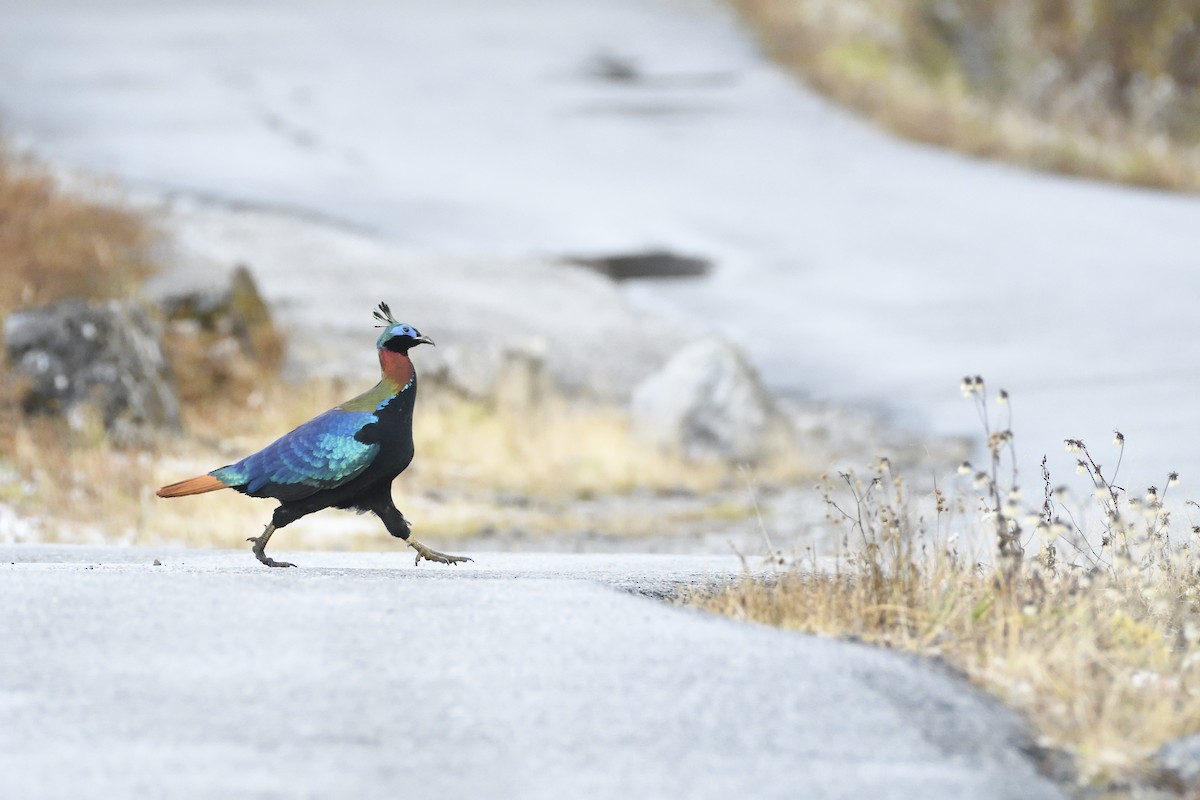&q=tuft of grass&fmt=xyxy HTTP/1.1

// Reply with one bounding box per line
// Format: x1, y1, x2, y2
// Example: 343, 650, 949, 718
695, 379, 1200, 792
